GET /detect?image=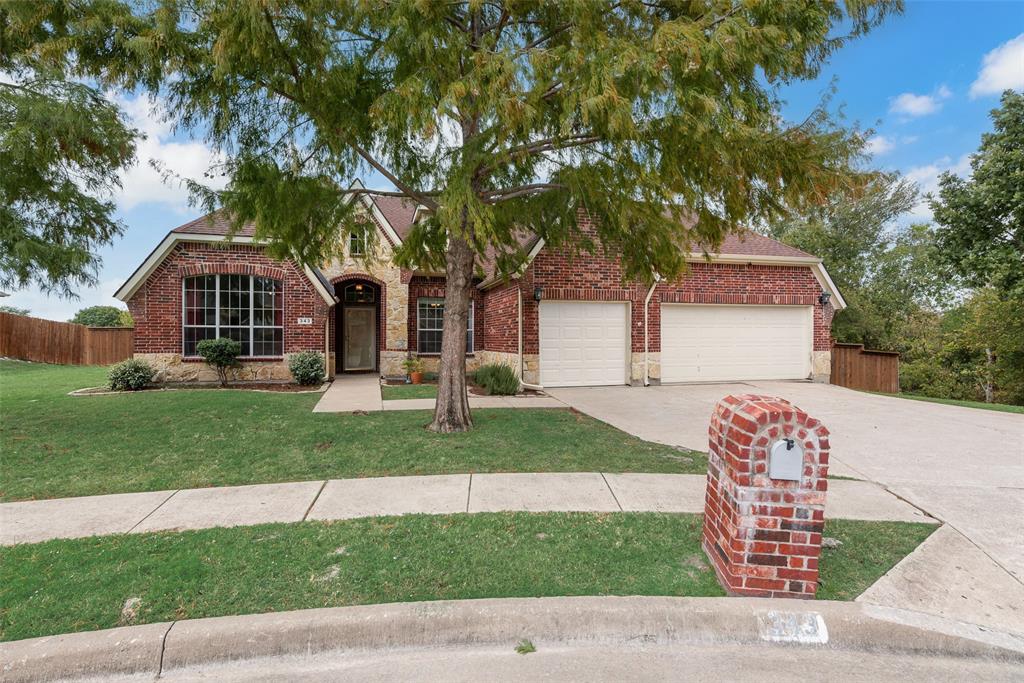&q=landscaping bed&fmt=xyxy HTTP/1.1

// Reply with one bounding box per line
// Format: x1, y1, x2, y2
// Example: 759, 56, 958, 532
70, 382, 328, 396
0, 512, 936, 642
0, 360, 706, 501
